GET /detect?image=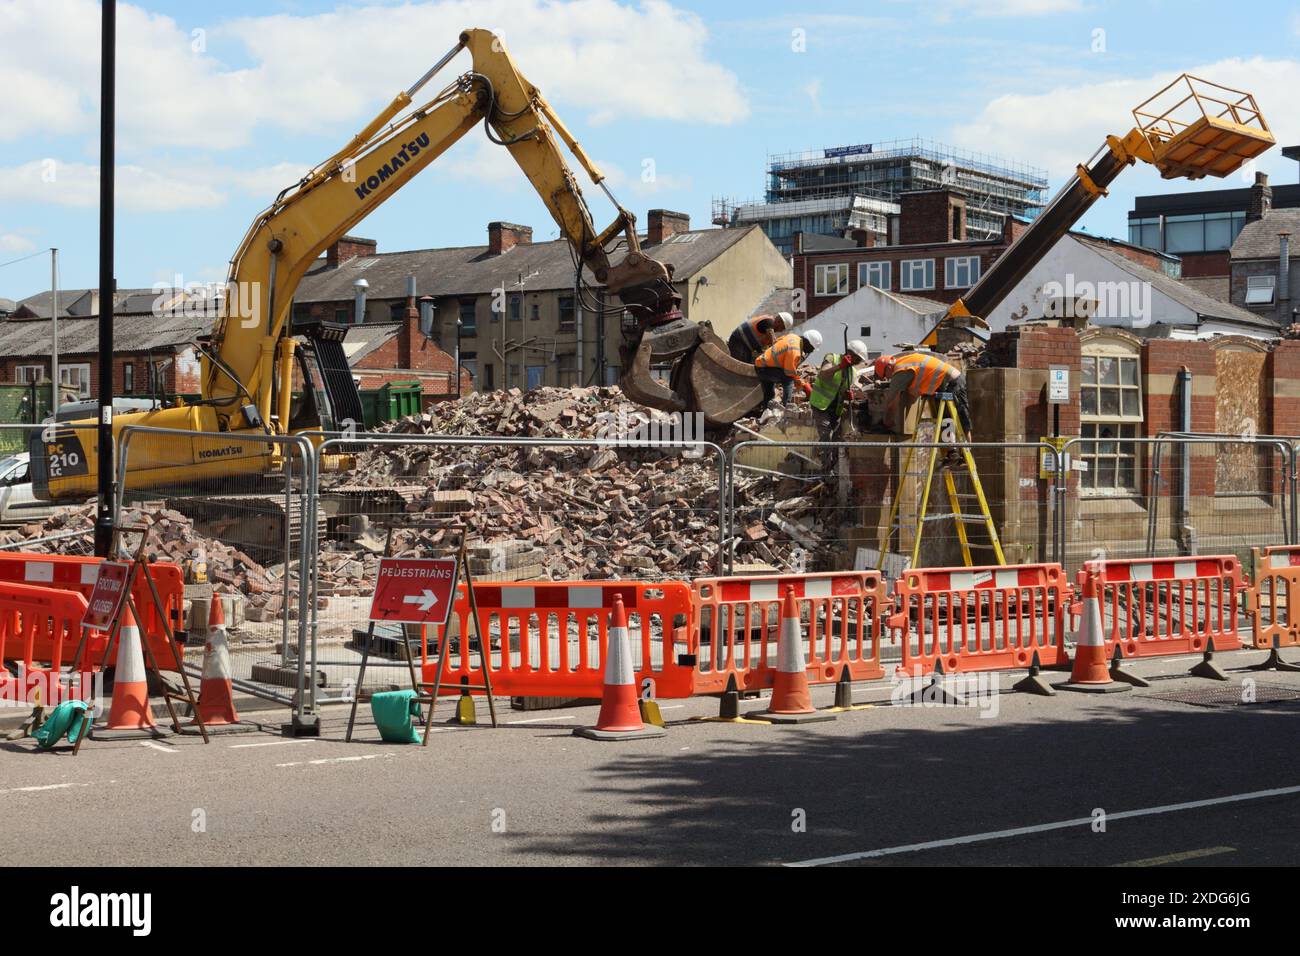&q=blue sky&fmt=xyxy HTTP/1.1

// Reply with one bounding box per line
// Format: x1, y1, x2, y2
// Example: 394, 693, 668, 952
2, 0, 1298, 299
